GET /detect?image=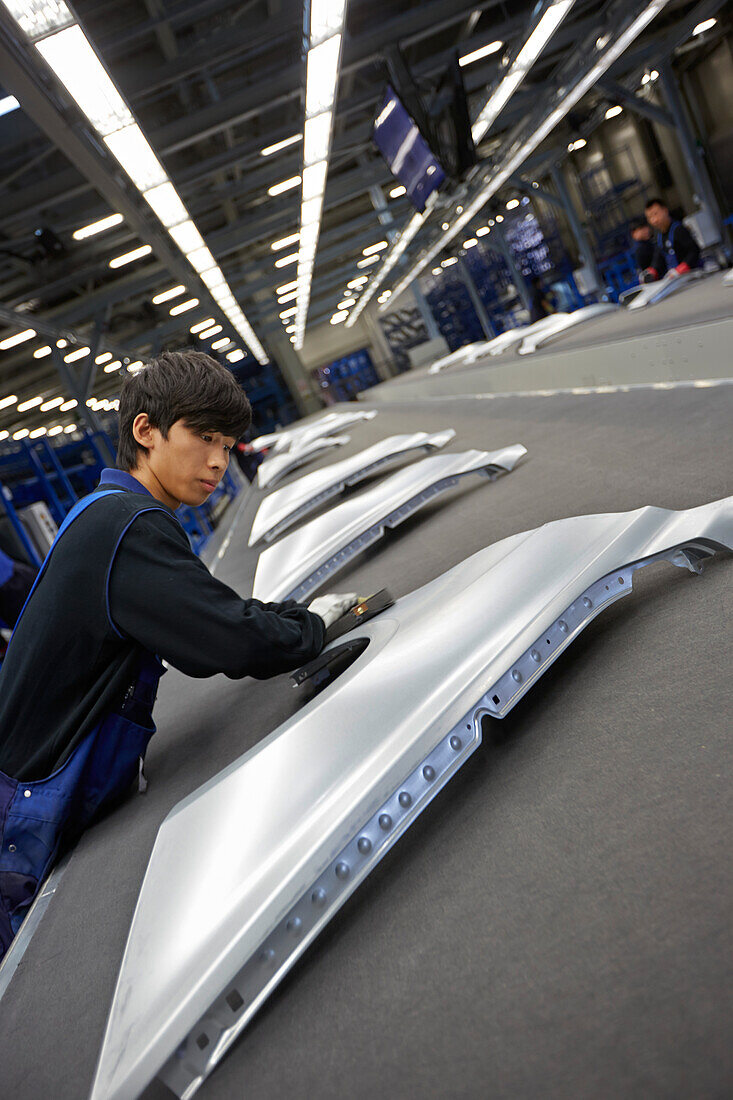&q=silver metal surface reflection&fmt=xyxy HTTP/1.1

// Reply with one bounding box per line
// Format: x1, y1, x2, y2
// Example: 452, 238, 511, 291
626, 269, 701, 310
256, 434, 350, 491
518, 303, 619, 354
91, 496, 732, 1100
251, 409, 377, 454
253, 445, 527, 603
248, 429, 456, 546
